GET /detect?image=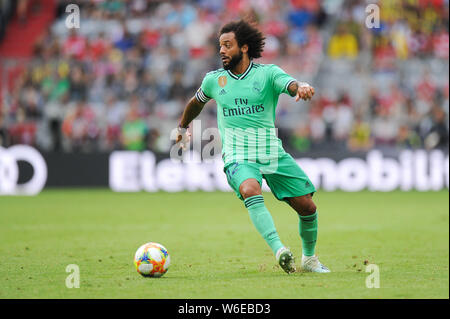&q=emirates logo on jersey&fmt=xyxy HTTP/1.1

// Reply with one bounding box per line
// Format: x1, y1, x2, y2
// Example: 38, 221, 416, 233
222, 104, 265, 117
218, 76, 227, 87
